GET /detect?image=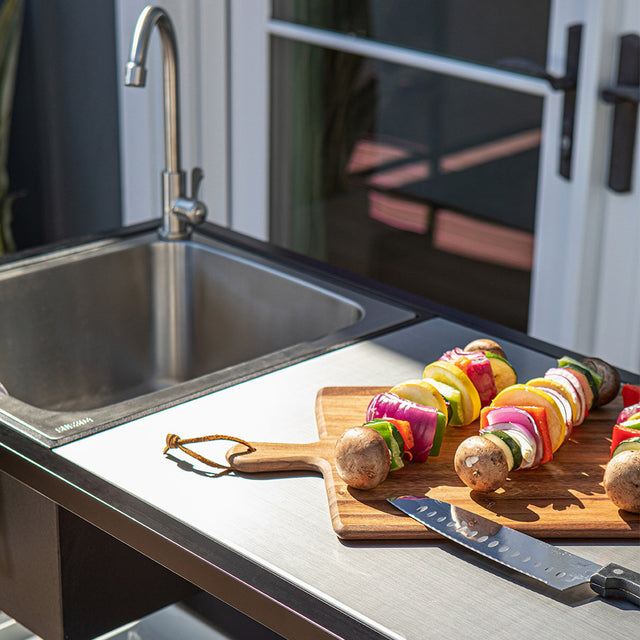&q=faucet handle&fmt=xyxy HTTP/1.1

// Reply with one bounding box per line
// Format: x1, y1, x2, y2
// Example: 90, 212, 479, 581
171, 196, 207, 227
191, 167, 204, 199
170, 167, 207, 230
